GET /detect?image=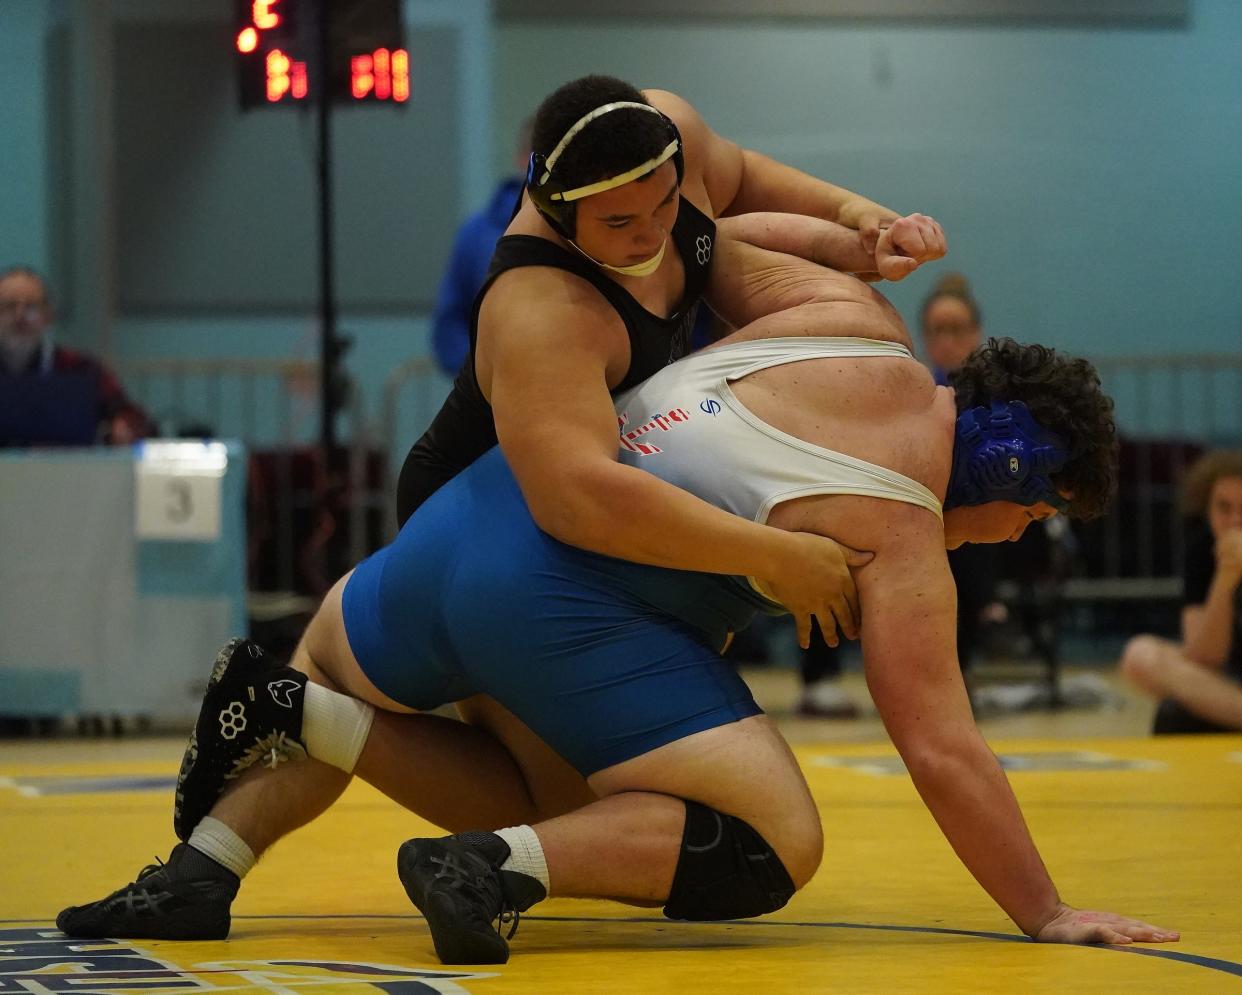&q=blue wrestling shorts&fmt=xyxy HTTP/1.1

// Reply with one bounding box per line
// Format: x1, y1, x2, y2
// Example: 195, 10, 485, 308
341, 446, 777, 776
